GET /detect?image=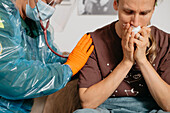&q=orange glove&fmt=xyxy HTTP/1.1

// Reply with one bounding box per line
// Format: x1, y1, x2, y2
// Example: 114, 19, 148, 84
65, 34, 94, 76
